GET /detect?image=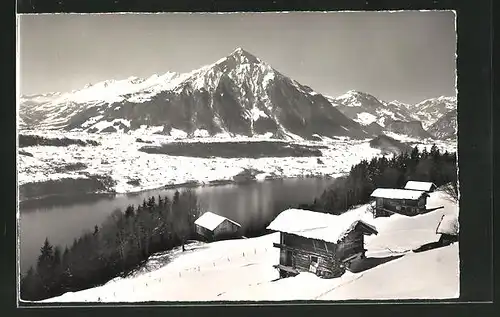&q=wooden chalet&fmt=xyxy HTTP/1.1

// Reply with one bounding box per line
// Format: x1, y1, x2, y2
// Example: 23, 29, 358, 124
194, 212, 241, 242
267, 209, 378, 279
370, 188, 429, 217
436, 213, 459, 245
404, 181, 437, 193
